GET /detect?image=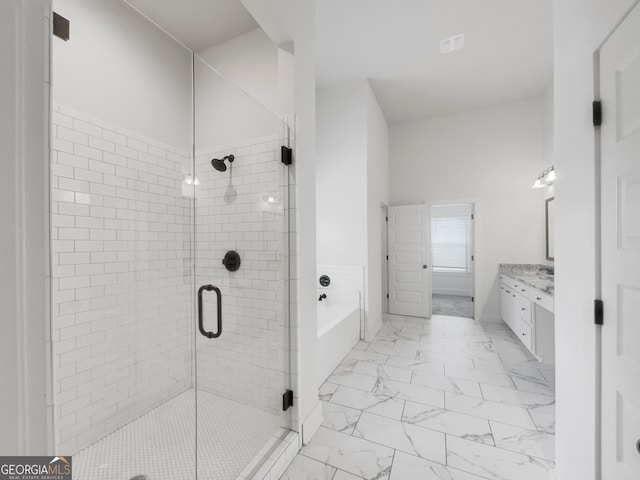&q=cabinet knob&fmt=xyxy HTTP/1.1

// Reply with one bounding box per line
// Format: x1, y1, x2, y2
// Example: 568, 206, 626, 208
522, 289, 526, 292
537, 297, 542, 301
522, 333, 526, 336
513, 295, 516, 298
423, 265, 428, 269
521, 307, 526, 311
